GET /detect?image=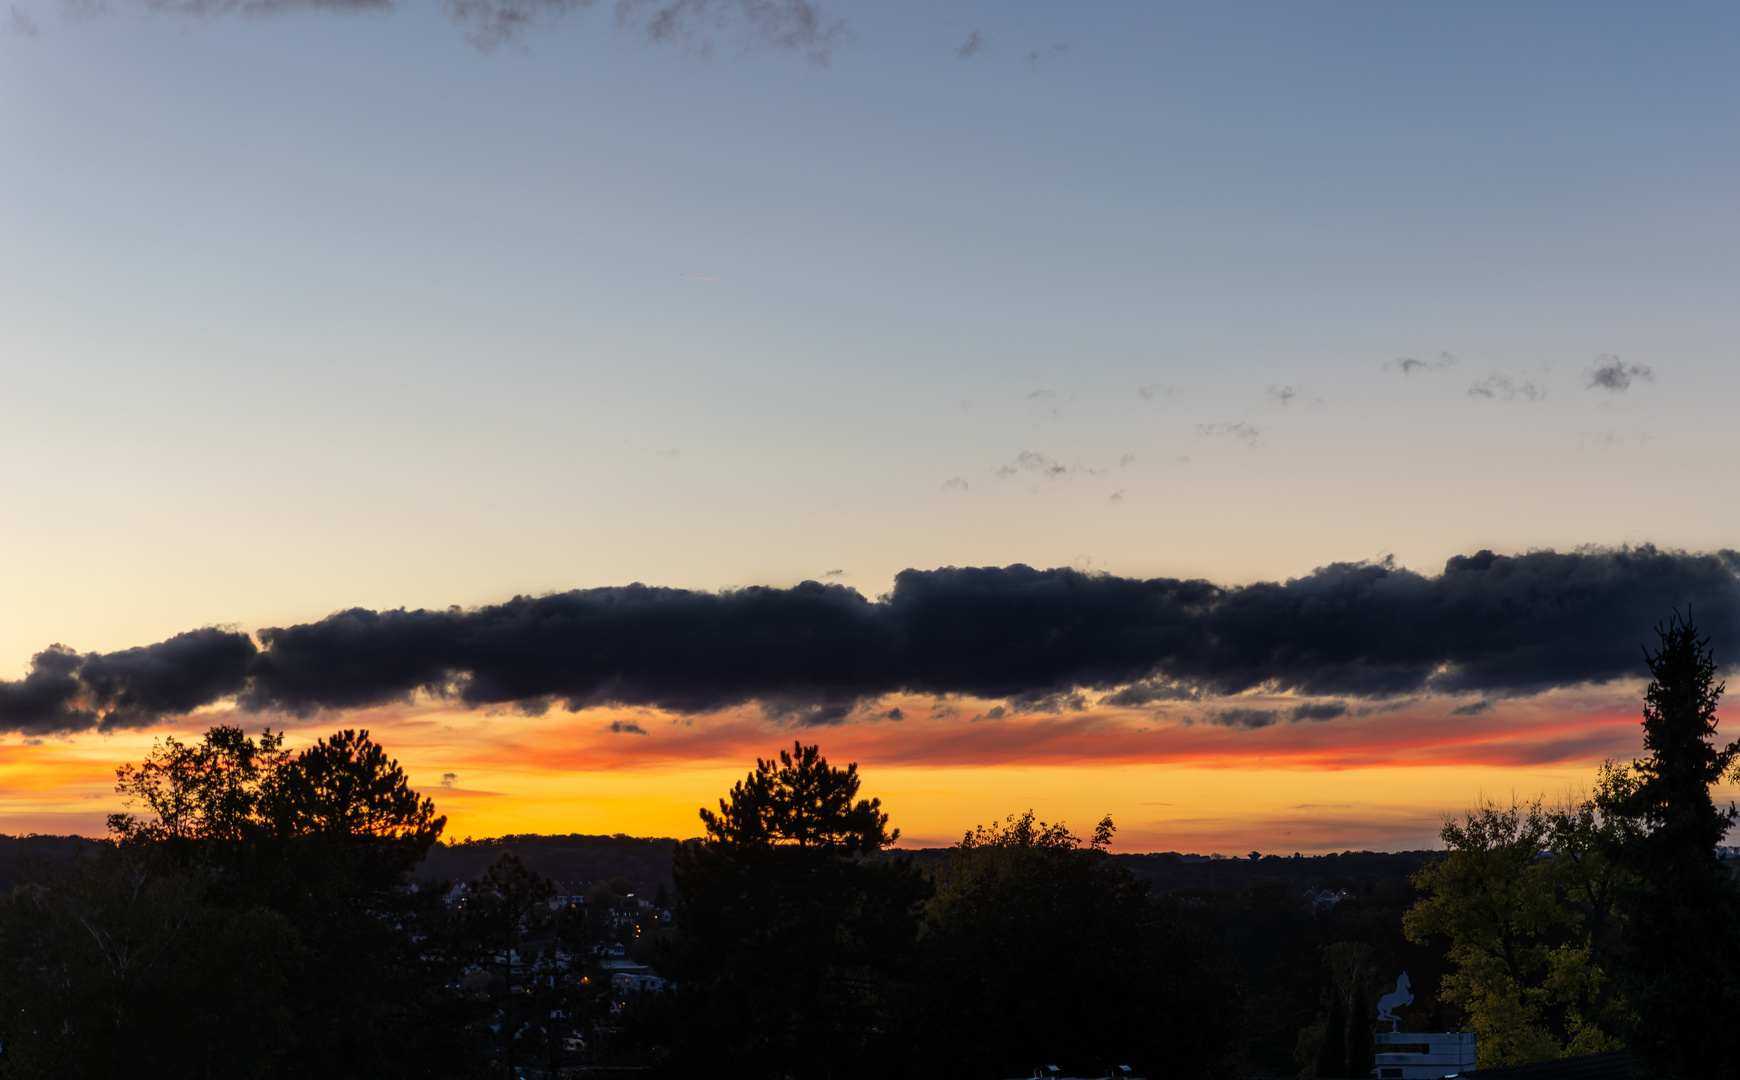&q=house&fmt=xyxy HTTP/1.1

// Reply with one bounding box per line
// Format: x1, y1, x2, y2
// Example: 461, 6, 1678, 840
1303, 888, 1353, 911
1374, 1030, 1478, 1079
